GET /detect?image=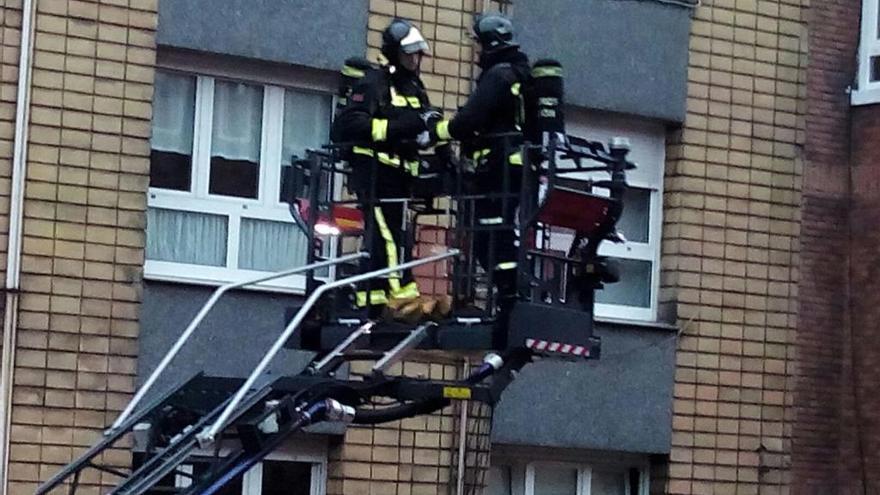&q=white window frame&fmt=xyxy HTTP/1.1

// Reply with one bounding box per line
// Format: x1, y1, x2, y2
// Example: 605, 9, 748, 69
173, 437, 327, 495
145, 65, 337, 293
853, 0, 880, 105
559, 109, 665, 322
517, 461, 649, 495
